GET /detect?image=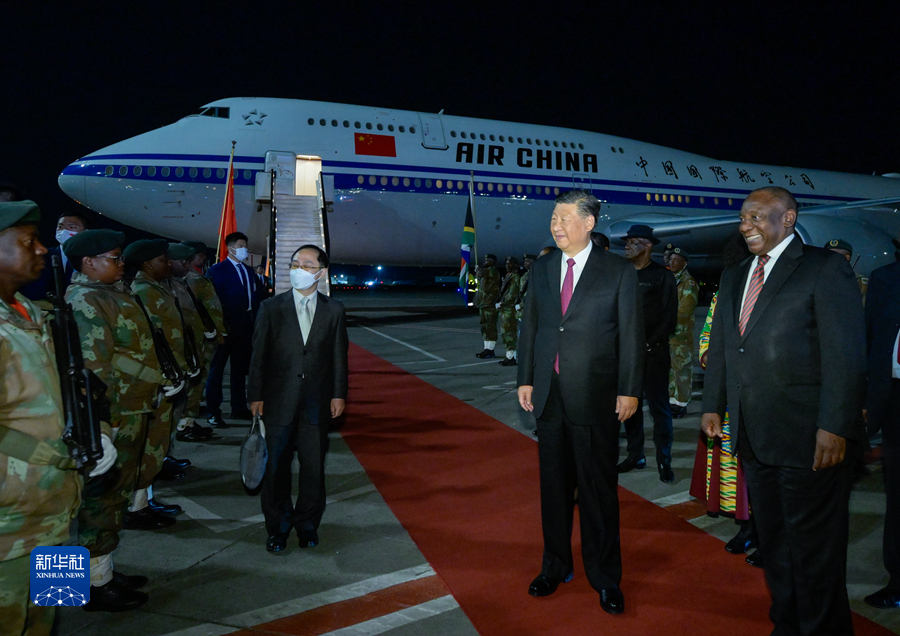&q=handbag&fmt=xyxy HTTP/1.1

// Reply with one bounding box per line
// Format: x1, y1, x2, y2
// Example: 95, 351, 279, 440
240, 414, 268, 491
